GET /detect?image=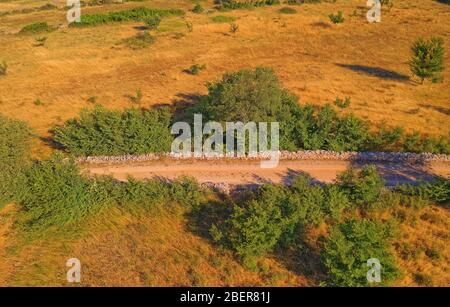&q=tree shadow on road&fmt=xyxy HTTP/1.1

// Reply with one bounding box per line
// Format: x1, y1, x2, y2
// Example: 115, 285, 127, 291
349, 154, 440, 186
